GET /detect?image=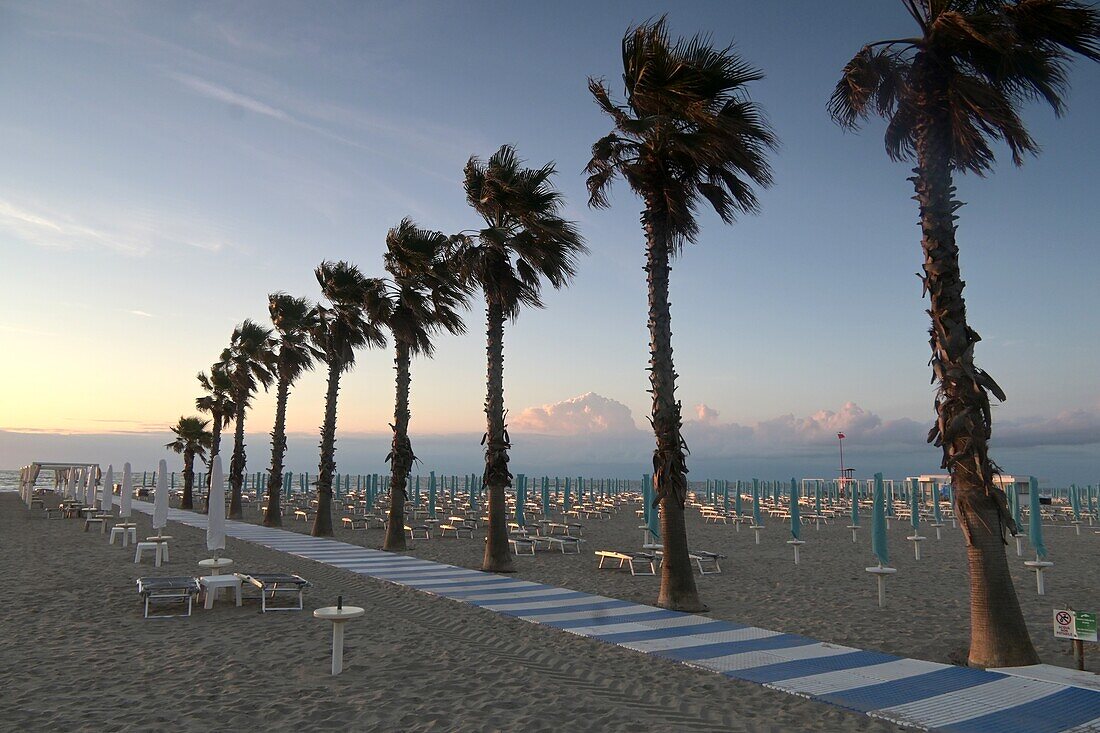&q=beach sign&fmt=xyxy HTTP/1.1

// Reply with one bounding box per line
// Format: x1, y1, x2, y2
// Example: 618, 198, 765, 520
1053, 609, 1097, 642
